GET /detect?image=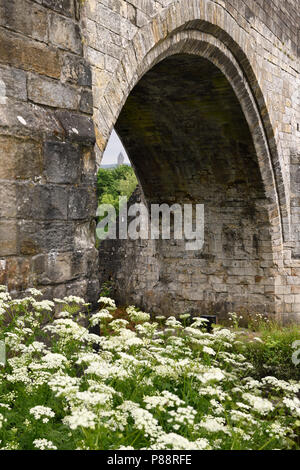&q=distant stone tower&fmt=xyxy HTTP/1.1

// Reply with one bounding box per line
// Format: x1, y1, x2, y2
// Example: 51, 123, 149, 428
117, 152, 125, 166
